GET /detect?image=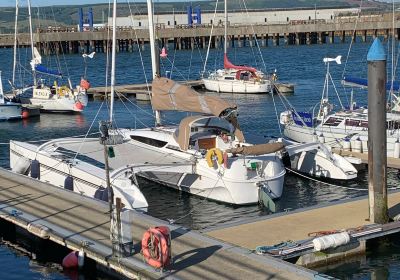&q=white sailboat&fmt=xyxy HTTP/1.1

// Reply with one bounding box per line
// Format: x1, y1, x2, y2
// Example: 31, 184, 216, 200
280, 52, 400, 160
0, 71, 22, 121
12, 0, 88, 113
202, 0, 272, 94
9, 0, 148, 211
